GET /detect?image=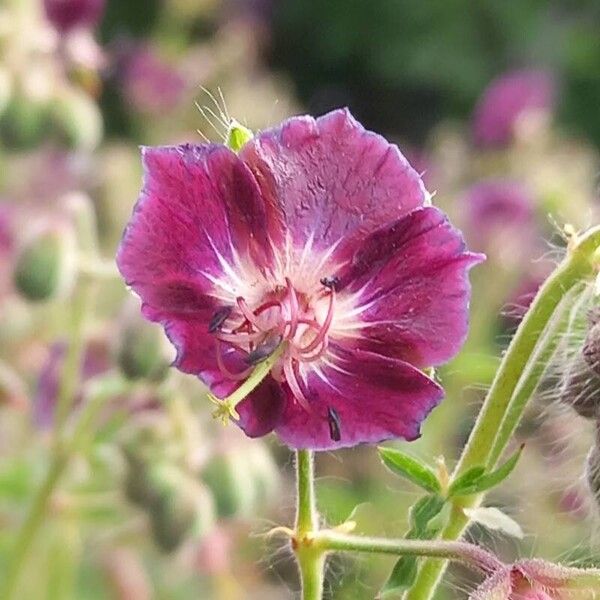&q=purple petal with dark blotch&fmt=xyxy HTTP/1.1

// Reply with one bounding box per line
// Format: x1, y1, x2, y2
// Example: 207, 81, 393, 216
239, 108, 427, 262
117, 144, 274, 317
274, 346, 443, 450
337, 206, 484, 367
